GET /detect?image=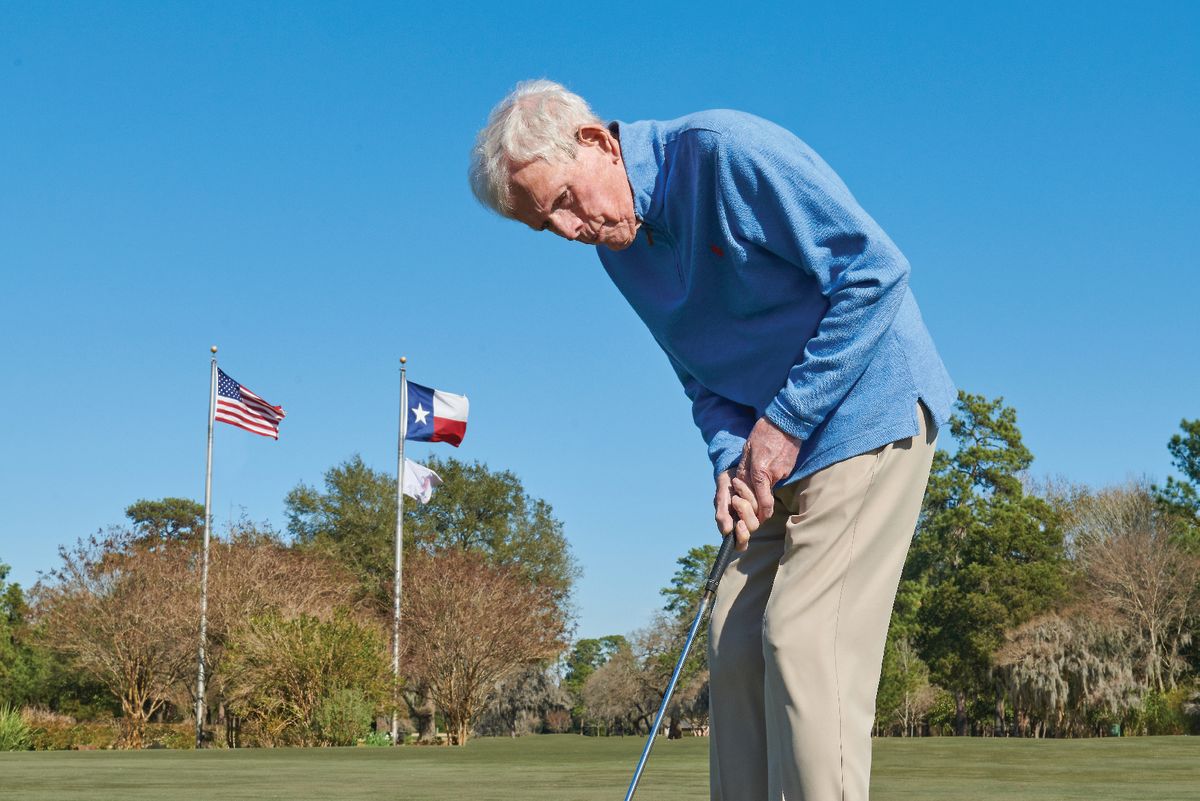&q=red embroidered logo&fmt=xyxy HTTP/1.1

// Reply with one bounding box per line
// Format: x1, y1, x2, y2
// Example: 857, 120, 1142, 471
710, 244, 724, 258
